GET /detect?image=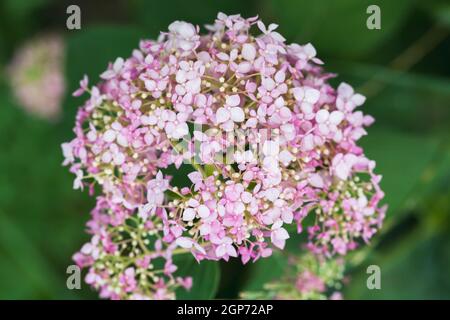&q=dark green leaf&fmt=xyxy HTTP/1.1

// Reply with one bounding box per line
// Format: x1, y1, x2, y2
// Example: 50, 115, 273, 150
266, 0, 413, 57
174, 254, 220, 299
240, 252, 287, 292
361, 126, 440, 215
